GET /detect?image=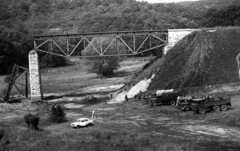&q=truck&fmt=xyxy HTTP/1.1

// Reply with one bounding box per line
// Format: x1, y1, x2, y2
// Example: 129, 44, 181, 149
191, 96, 231, 114
176, 96, 193, 111
150, 89, 181, 106
143, 92, 157, 104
